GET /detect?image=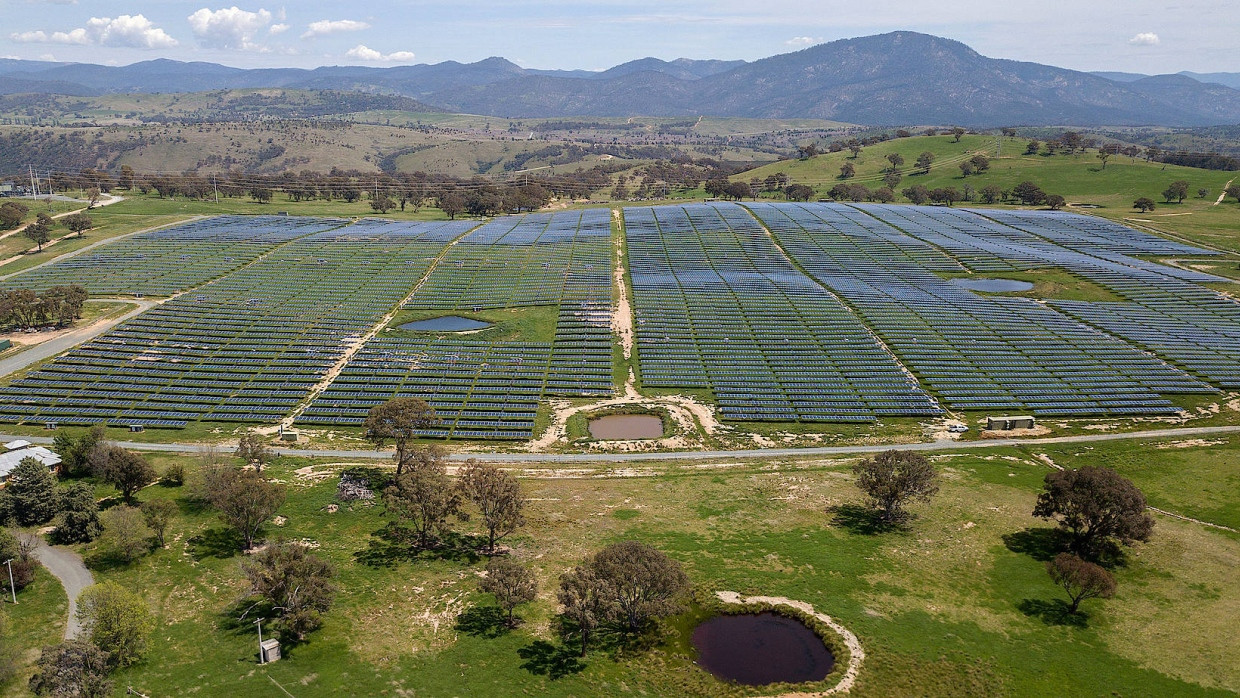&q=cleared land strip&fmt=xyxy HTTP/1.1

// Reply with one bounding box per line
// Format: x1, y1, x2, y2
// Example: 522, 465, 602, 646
3, 424, 1239, 463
